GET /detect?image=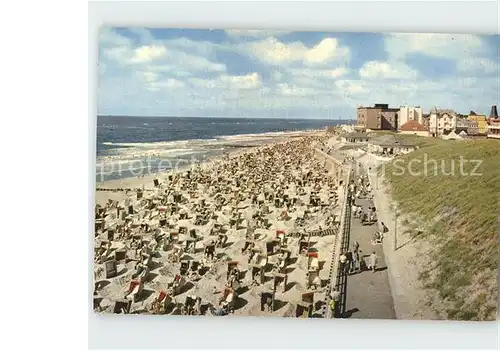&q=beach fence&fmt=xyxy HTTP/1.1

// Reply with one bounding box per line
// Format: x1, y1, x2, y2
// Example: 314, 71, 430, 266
325, 162, 353, 318
287, 228, 338, 239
